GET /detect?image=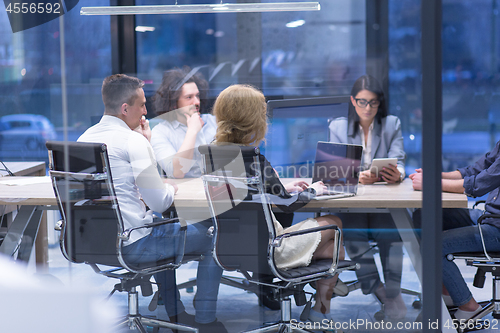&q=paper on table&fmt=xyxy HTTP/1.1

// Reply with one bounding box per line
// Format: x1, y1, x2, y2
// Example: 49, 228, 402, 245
0, 176, 51, 186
